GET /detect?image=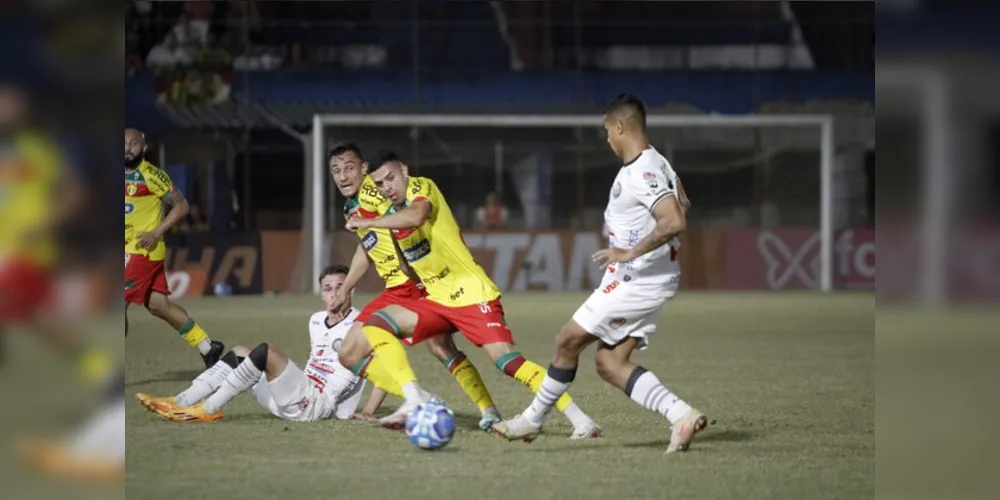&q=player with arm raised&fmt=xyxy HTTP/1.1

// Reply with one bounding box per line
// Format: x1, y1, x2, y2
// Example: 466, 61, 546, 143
326, 143, 503, 430
343, 152, 601, 438
136, 265, 375, 423
125, 128, 223, 367
493, 93, 707, 453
